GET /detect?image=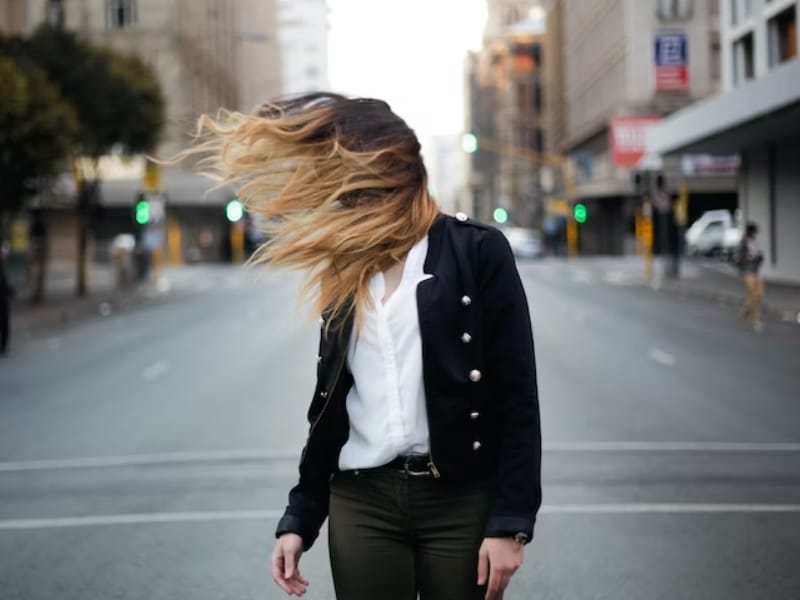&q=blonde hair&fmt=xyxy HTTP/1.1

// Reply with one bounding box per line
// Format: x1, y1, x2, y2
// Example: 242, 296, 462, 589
184, 93, 439, 328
